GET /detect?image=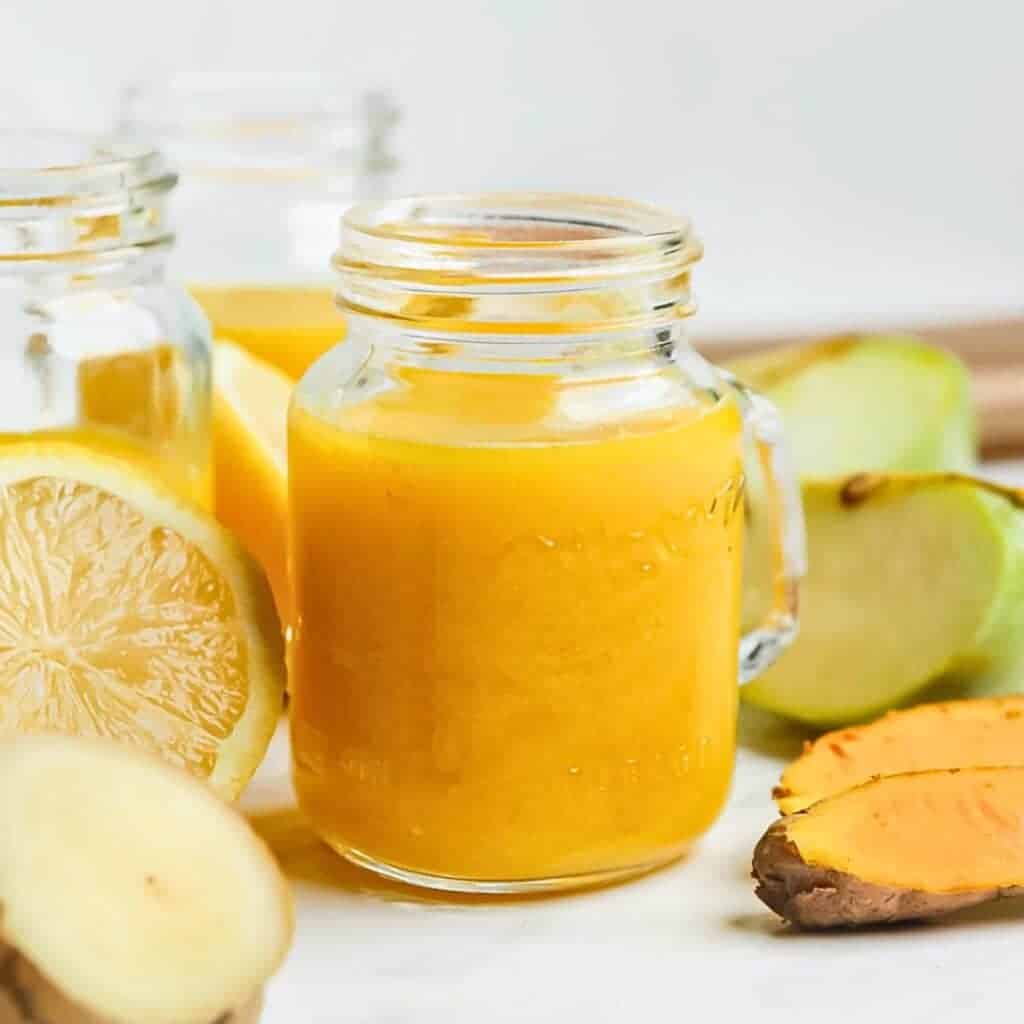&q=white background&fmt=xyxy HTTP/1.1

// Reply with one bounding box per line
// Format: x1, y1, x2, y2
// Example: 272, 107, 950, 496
2, 0, 1021, 337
